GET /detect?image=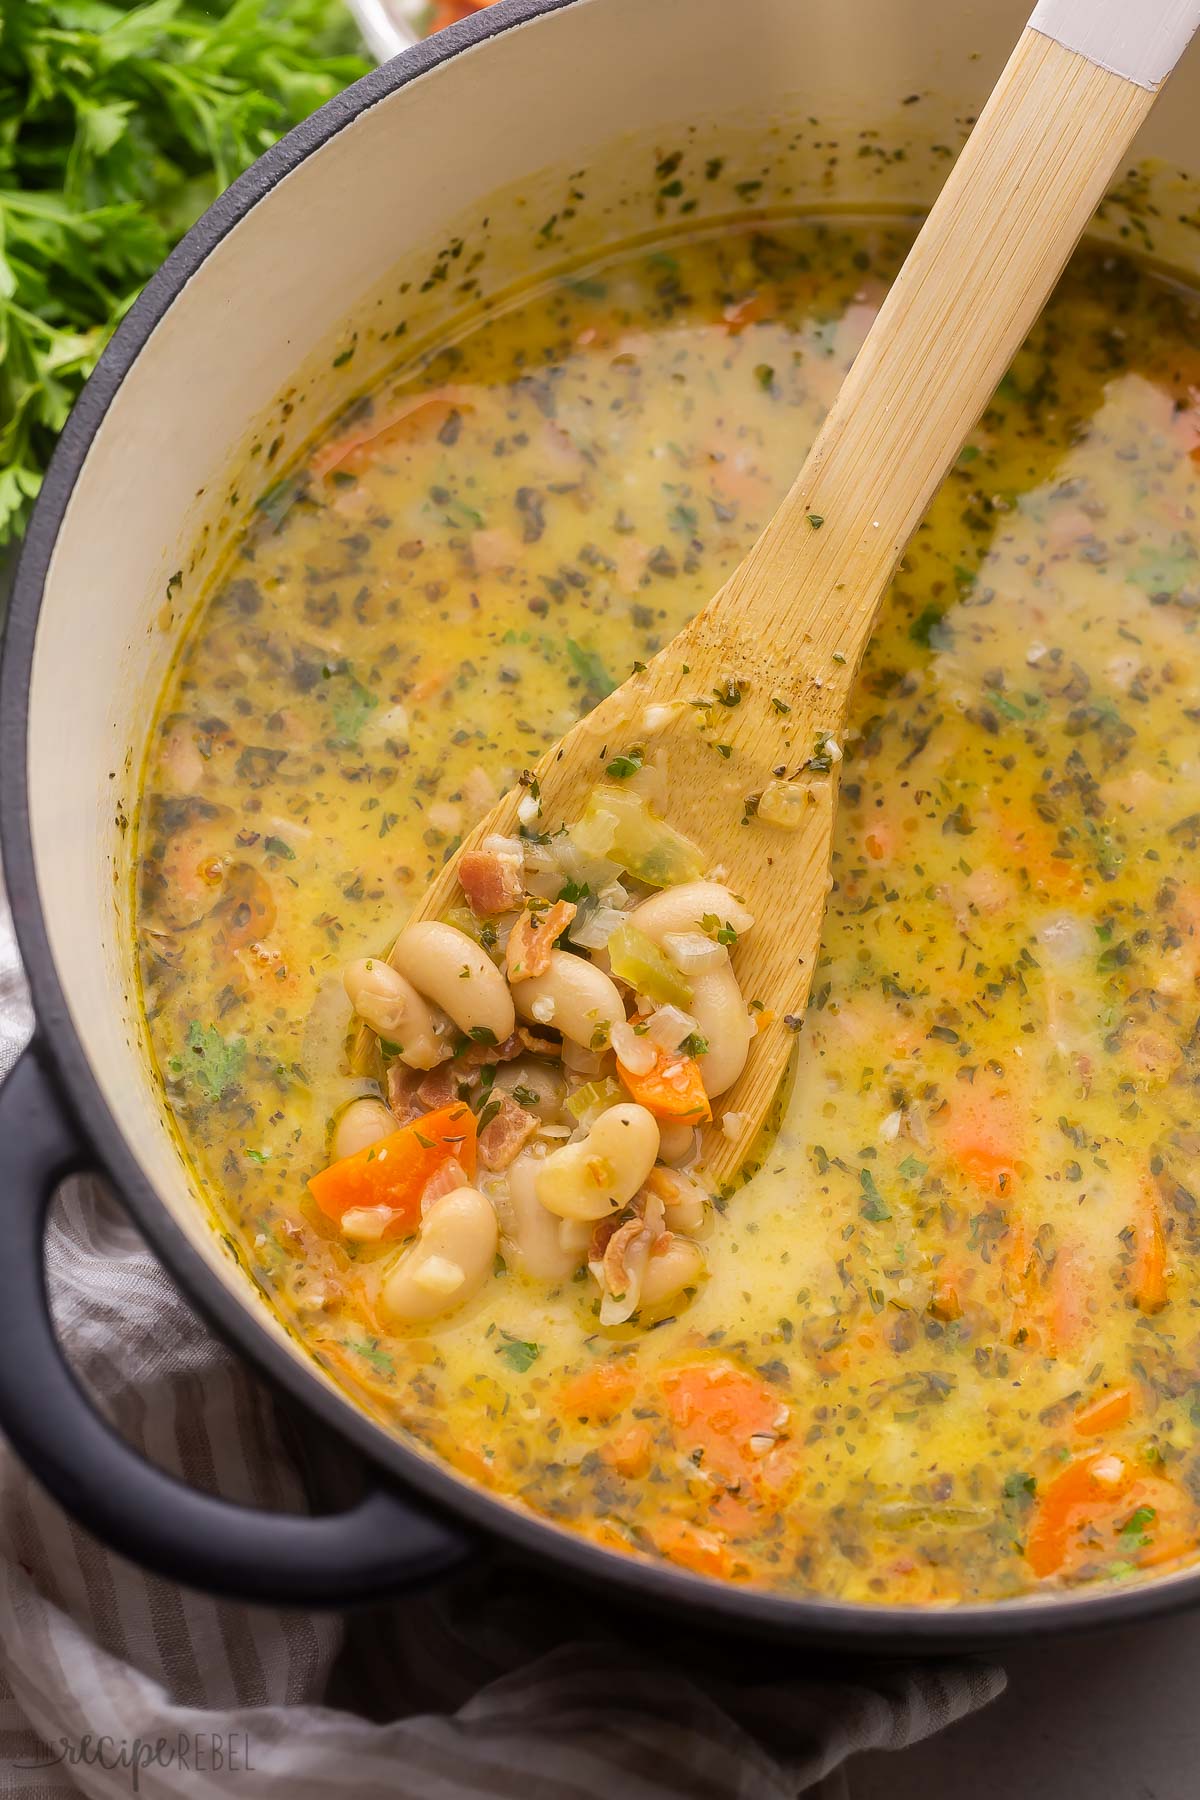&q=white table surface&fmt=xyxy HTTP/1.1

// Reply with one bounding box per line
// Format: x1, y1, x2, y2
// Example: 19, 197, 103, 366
849, 1609, 1200, 1798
